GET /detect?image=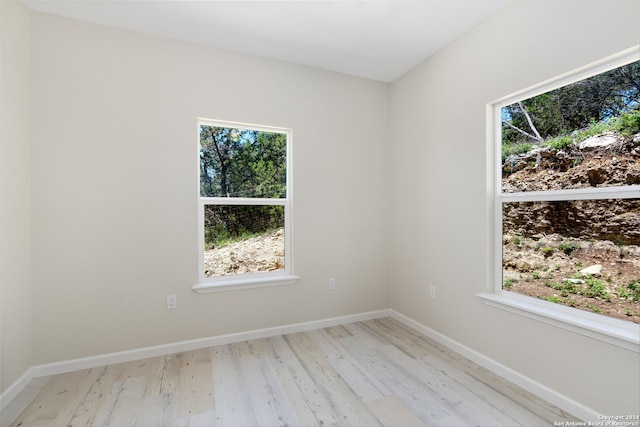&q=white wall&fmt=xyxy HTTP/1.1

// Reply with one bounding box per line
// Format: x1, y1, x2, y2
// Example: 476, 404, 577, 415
390, 0, 640, 415
29, 12, 390, 365
0, 0, 33, 393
